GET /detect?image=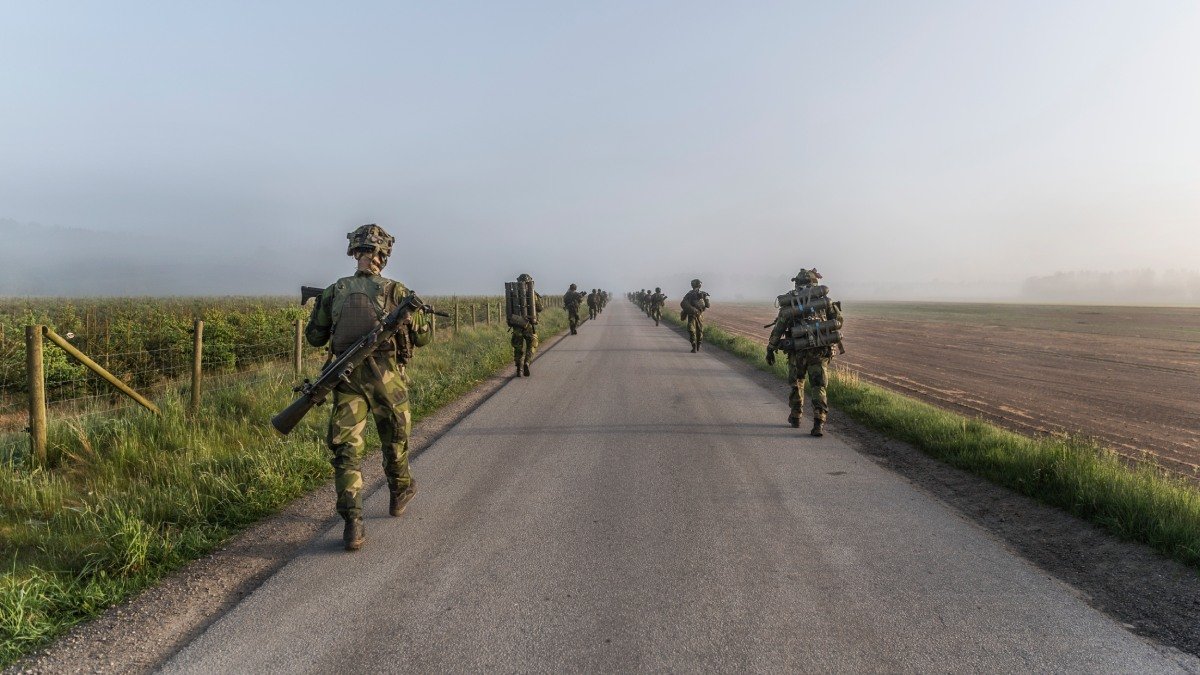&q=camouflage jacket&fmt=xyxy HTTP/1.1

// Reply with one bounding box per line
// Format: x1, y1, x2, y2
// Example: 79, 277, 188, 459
305, 271, 433, 361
